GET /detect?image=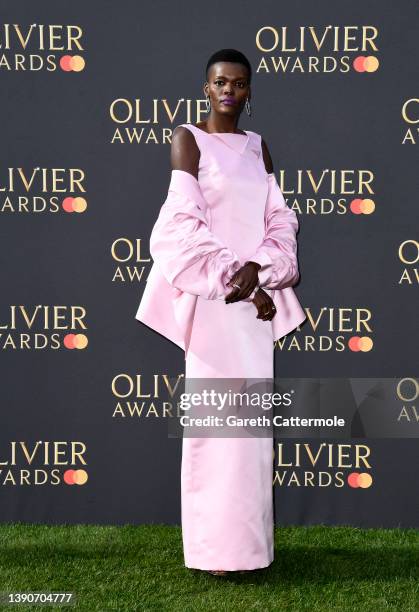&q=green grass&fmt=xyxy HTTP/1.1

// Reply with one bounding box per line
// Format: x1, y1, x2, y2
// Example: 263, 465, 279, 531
0, 523, 417, 611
